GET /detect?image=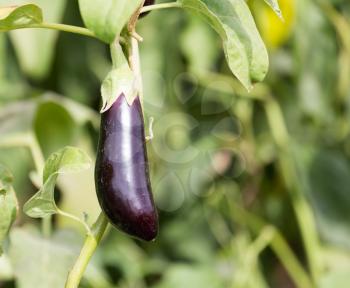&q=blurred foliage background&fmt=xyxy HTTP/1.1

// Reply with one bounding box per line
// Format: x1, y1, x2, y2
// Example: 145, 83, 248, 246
1, 0, 350, 287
